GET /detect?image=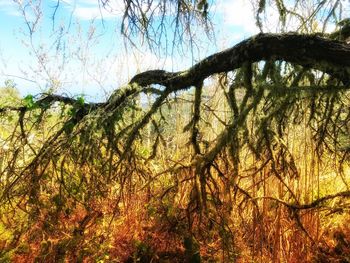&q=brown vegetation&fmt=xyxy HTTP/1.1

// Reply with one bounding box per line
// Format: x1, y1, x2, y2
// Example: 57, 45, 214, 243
1, 0, 350, 262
